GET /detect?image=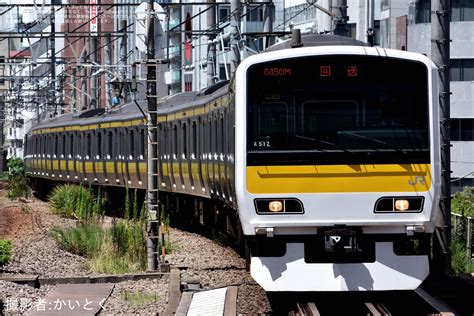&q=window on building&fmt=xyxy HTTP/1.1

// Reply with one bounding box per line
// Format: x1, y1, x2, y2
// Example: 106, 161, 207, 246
246, 6, 263, 22
184, 73, 193, 92
415, 0, 431, 23
218, 6, 230, 23
381, 0, 390, 11
452, 0, 474, 22
451, 59, 474, 81
451, 118, 474, 141
219, 64, 230, 81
